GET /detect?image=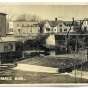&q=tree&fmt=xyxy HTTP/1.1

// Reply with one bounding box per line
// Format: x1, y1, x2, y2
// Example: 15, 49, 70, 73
15, 14, 41, 21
